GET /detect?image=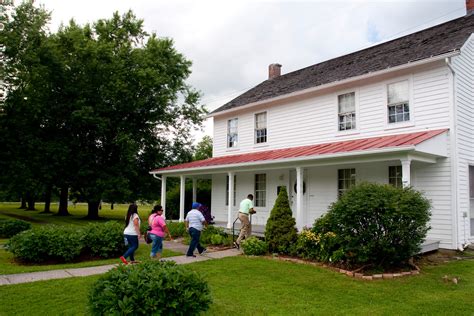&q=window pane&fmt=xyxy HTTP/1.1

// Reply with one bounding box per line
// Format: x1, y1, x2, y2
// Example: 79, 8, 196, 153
338, 92, 355, 113
388, 81, 408, 104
